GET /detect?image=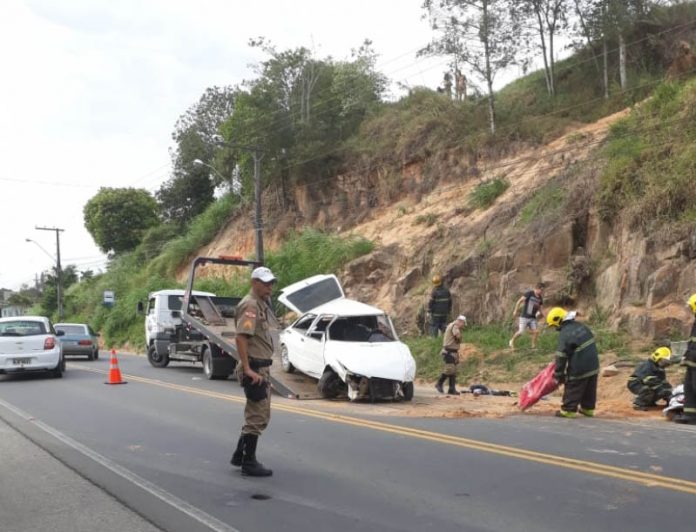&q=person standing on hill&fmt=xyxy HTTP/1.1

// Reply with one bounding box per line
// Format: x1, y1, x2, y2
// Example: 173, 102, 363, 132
509, 283, 545, 350
627, 347, 673, 410
546, 307, 599, 418
674, 293, 696, 424
428, 275, 452, 337
230, 266, 280, 477
435, 315, 467, 395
